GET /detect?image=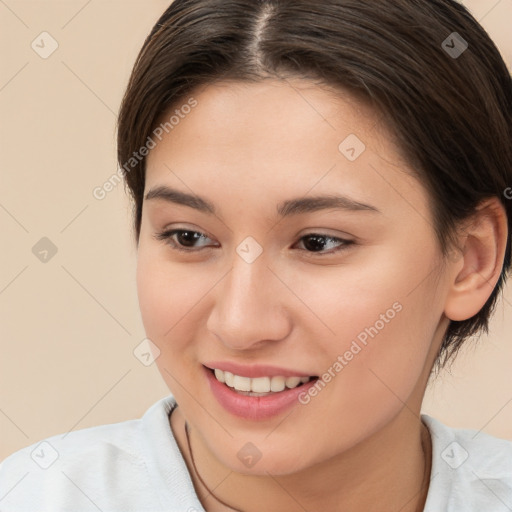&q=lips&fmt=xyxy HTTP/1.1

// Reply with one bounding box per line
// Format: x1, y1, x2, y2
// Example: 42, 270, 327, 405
203, 361, 314, 378
203, 364, 319, 420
